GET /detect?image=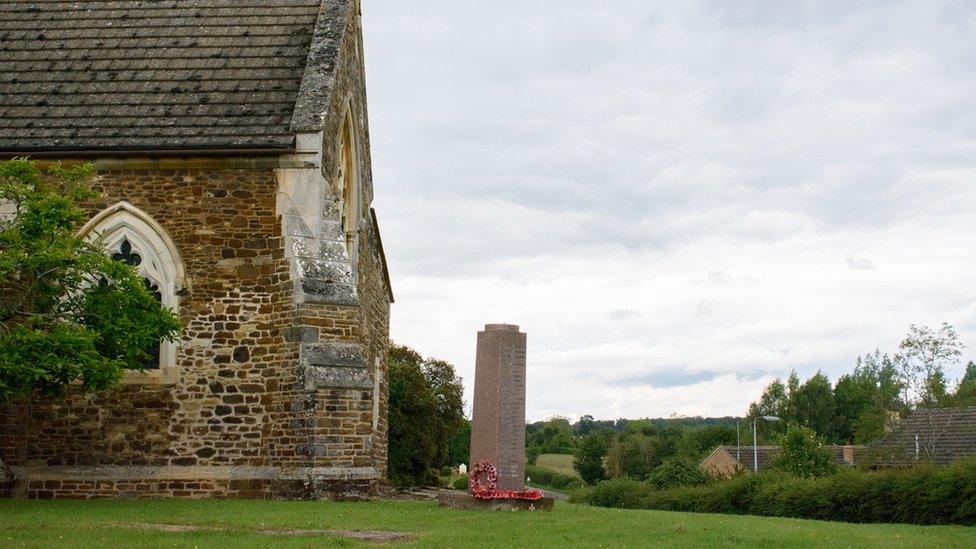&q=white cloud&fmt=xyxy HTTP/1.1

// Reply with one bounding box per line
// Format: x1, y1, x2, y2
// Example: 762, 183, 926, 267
364, 1, 976, 420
